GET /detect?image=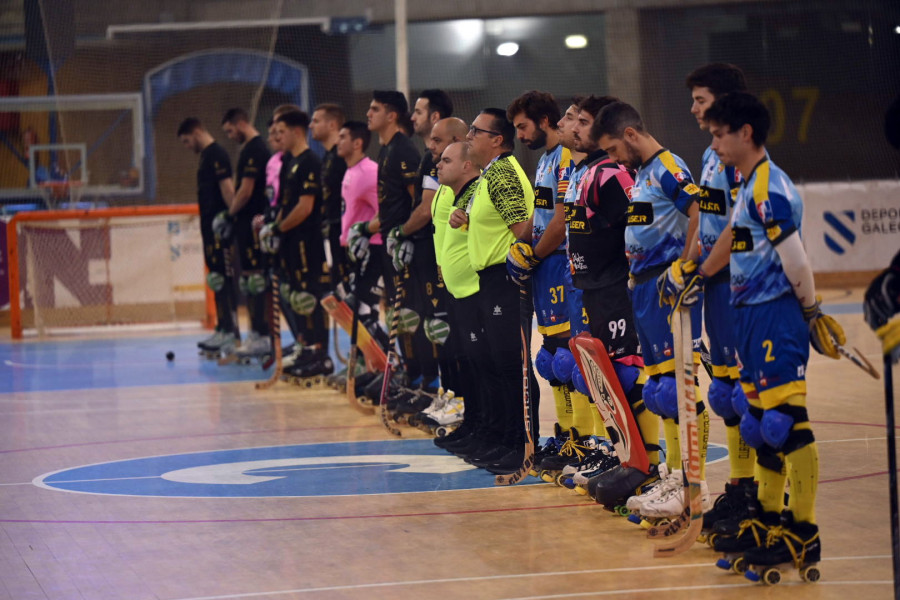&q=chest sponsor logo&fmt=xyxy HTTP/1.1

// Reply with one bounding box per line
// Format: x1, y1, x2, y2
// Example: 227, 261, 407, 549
731, 226, 754, 253
626, 202, 653, 226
